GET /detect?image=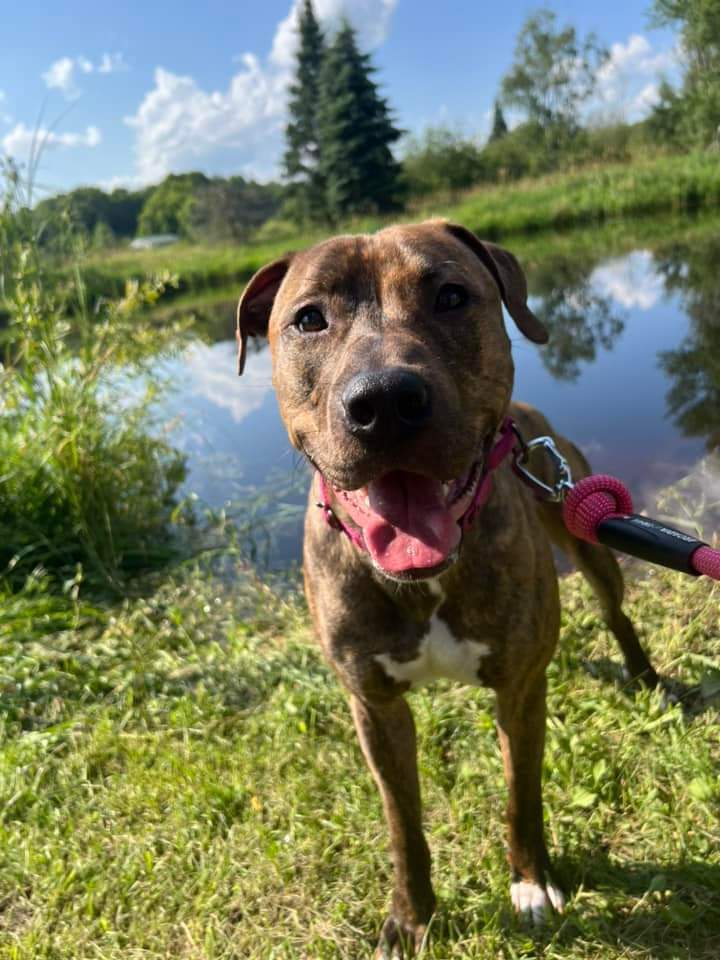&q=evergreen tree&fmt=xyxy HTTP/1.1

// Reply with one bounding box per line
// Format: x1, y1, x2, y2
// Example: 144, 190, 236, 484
282, 0, 325, 221
489, 101, 508, 142
317, 21, 404, 221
